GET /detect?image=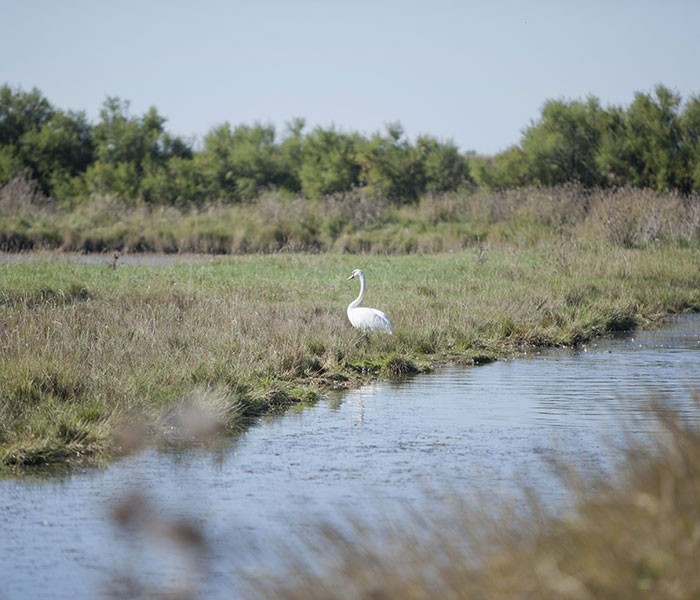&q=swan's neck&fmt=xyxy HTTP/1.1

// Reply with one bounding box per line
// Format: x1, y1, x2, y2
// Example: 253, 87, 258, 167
348, 272, 366, 310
